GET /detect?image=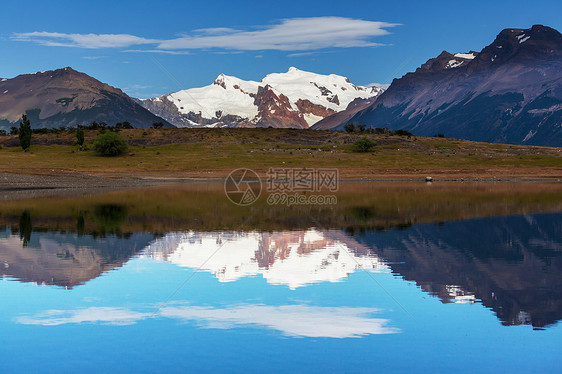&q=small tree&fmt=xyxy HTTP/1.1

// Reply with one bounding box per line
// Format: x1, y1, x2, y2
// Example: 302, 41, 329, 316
392, 129, 413, 137
18, 114, 32, 151
152, 122, 164, 129
352, 137, 377, 153
374, 127, 390, 135
357, 124, 366, 133
93, 132, 128, 156
76, 129, 85, 150
344, 123, 356, 133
